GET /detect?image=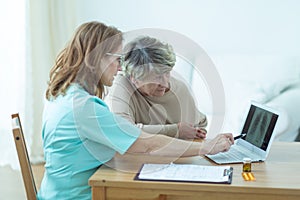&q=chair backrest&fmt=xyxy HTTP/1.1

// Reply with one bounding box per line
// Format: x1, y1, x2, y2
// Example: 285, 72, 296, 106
11, 113, 37, 200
